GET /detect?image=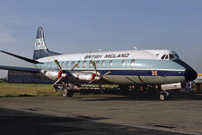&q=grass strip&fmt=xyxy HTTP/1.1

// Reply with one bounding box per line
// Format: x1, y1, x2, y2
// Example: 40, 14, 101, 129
0, 82, 62, 97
